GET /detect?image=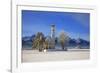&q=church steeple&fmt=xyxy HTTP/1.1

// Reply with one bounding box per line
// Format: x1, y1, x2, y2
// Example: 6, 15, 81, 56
51, 24, 55, 38
50, 24, 55, 49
